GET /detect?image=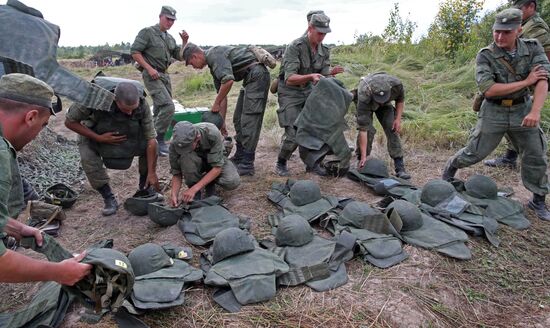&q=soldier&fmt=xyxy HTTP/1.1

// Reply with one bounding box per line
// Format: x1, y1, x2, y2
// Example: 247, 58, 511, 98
131, 6, 188, 156
484, 0, 550, 168
355, 73, 411, 179
169, 121, 240, 206
65, 78, 160, 216
182, 42, 270, 176
275, 12, 345, 176
442, 8, 550, 221
0, 73, 91, 285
